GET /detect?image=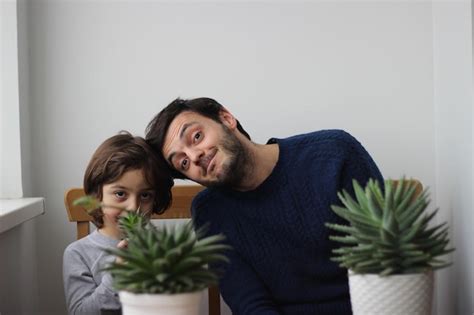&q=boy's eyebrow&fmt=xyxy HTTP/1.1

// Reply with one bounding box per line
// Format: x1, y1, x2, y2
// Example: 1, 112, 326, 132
108, 184, 128, 189
107, 185, 153, 191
